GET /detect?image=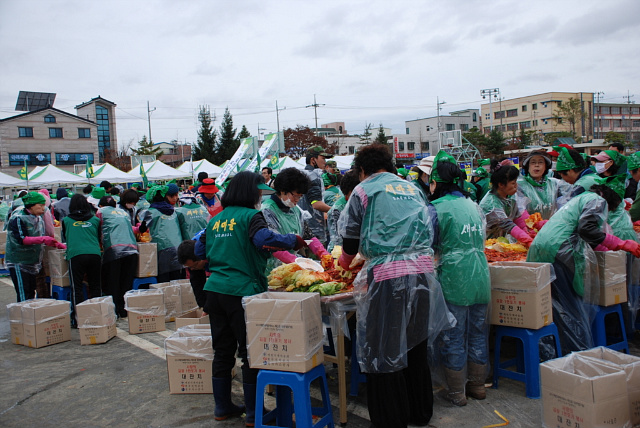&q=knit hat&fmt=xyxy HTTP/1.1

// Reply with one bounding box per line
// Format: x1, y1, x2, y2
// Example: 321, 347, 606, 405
22, 191, 46, 206
554, 146, 580, 172
167, 183, 180, 195
431, 151, 458, 183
